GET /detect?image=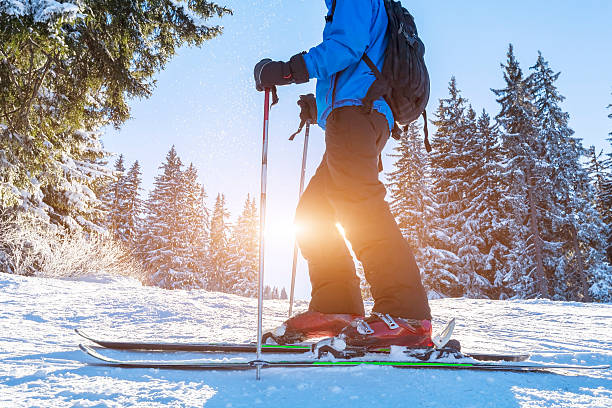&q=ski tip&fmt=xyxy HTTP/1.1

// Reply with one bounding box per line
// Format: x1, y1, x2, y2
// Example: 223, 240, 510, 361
75, 328, 95, 343
75, 328, 86, 338
78, 343, 96, 358
79, 343, 110, 362
74, 328, 98, 343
